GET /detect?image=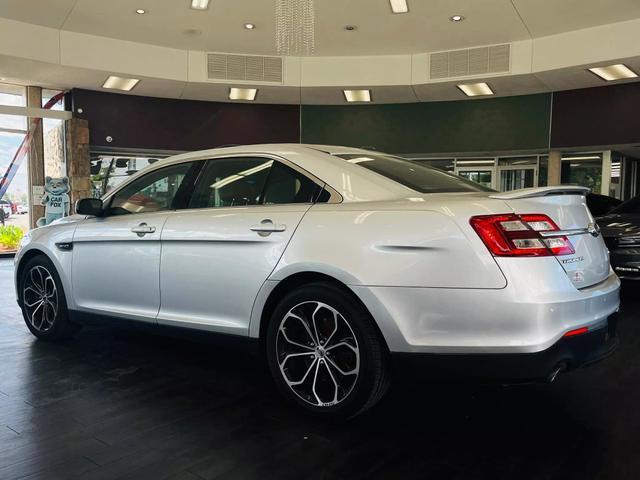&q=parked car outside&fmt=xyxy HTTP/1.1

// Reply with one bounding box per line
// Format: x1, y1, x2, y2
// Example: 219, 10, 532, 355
14, 145, 620, 417
0, 201, 12, 219
597, 196, 640, 280
17, 204, 28, 214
